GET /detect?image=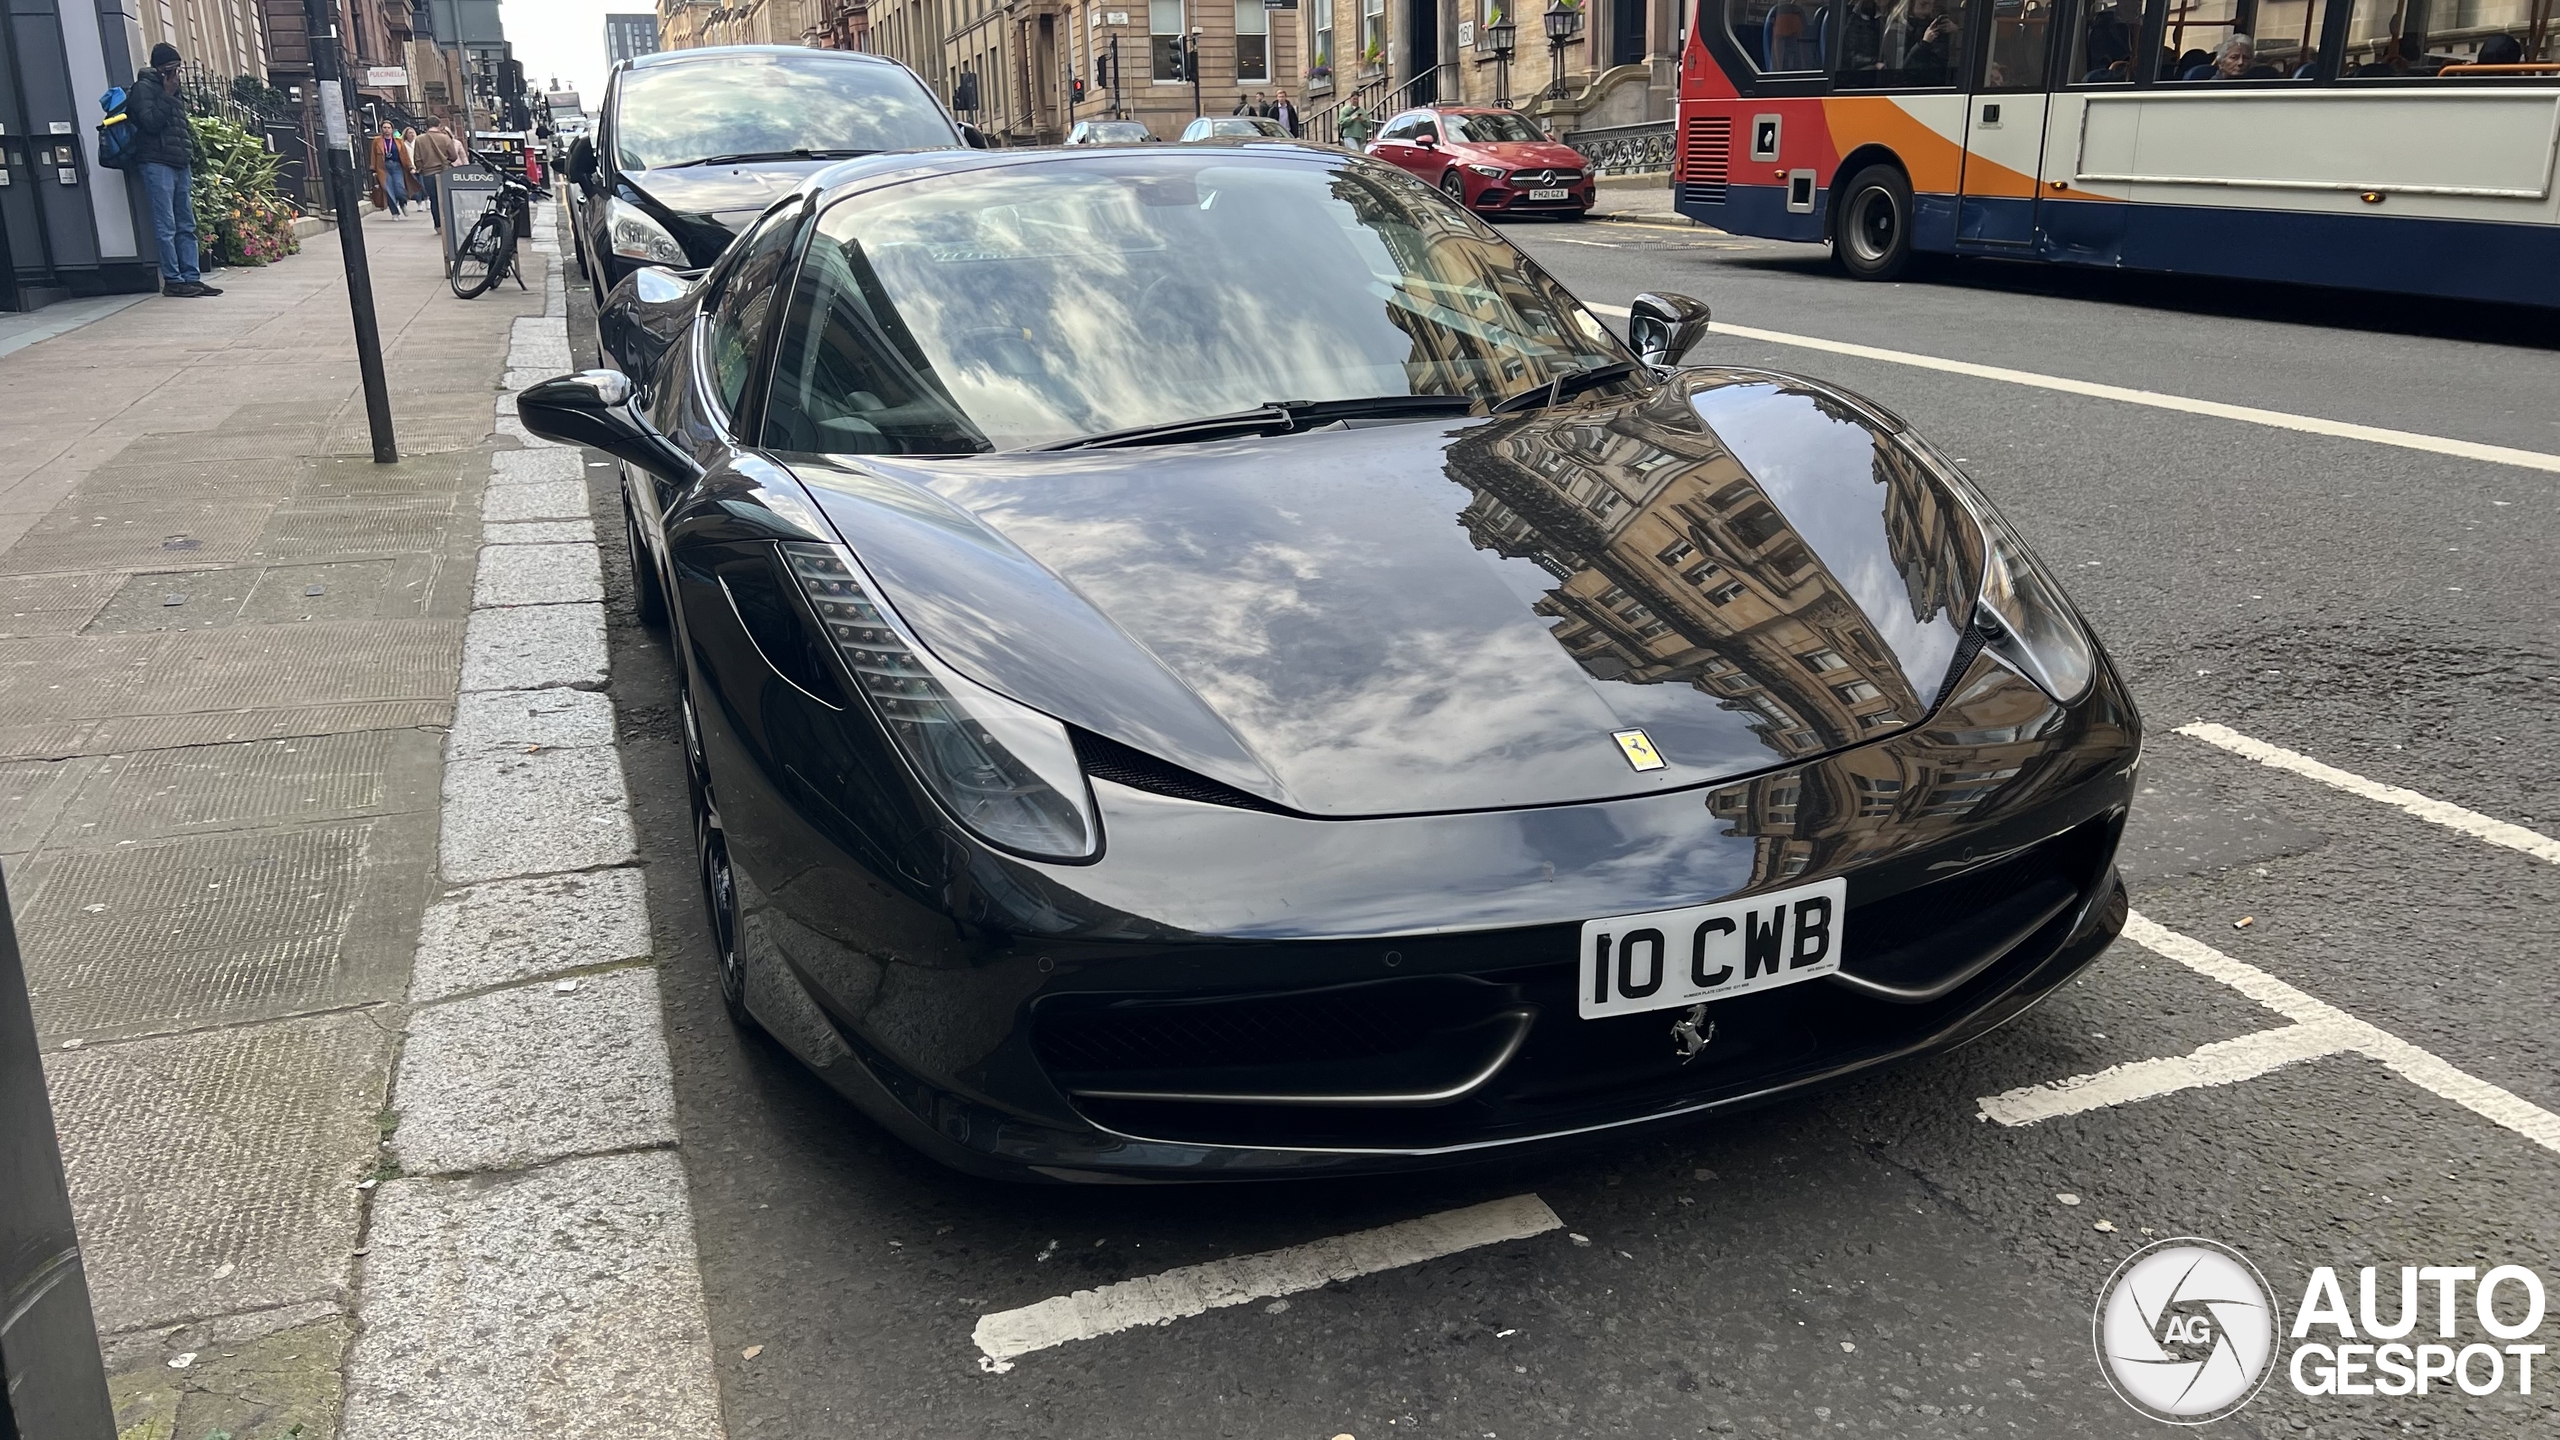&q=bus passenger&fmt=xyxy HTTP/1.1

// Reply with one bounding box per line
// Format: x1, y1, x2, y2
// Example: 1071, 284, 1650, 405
2476, 34, 2524, 65
1889, 0, 1965, 84
2182, 35, 2254, 78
